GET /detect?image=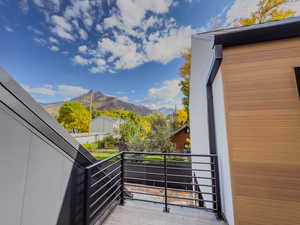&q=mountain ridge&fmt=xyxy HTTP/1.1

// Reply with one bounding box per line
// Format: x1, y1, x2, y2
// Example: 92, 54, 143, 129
43, 90, 158, 116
